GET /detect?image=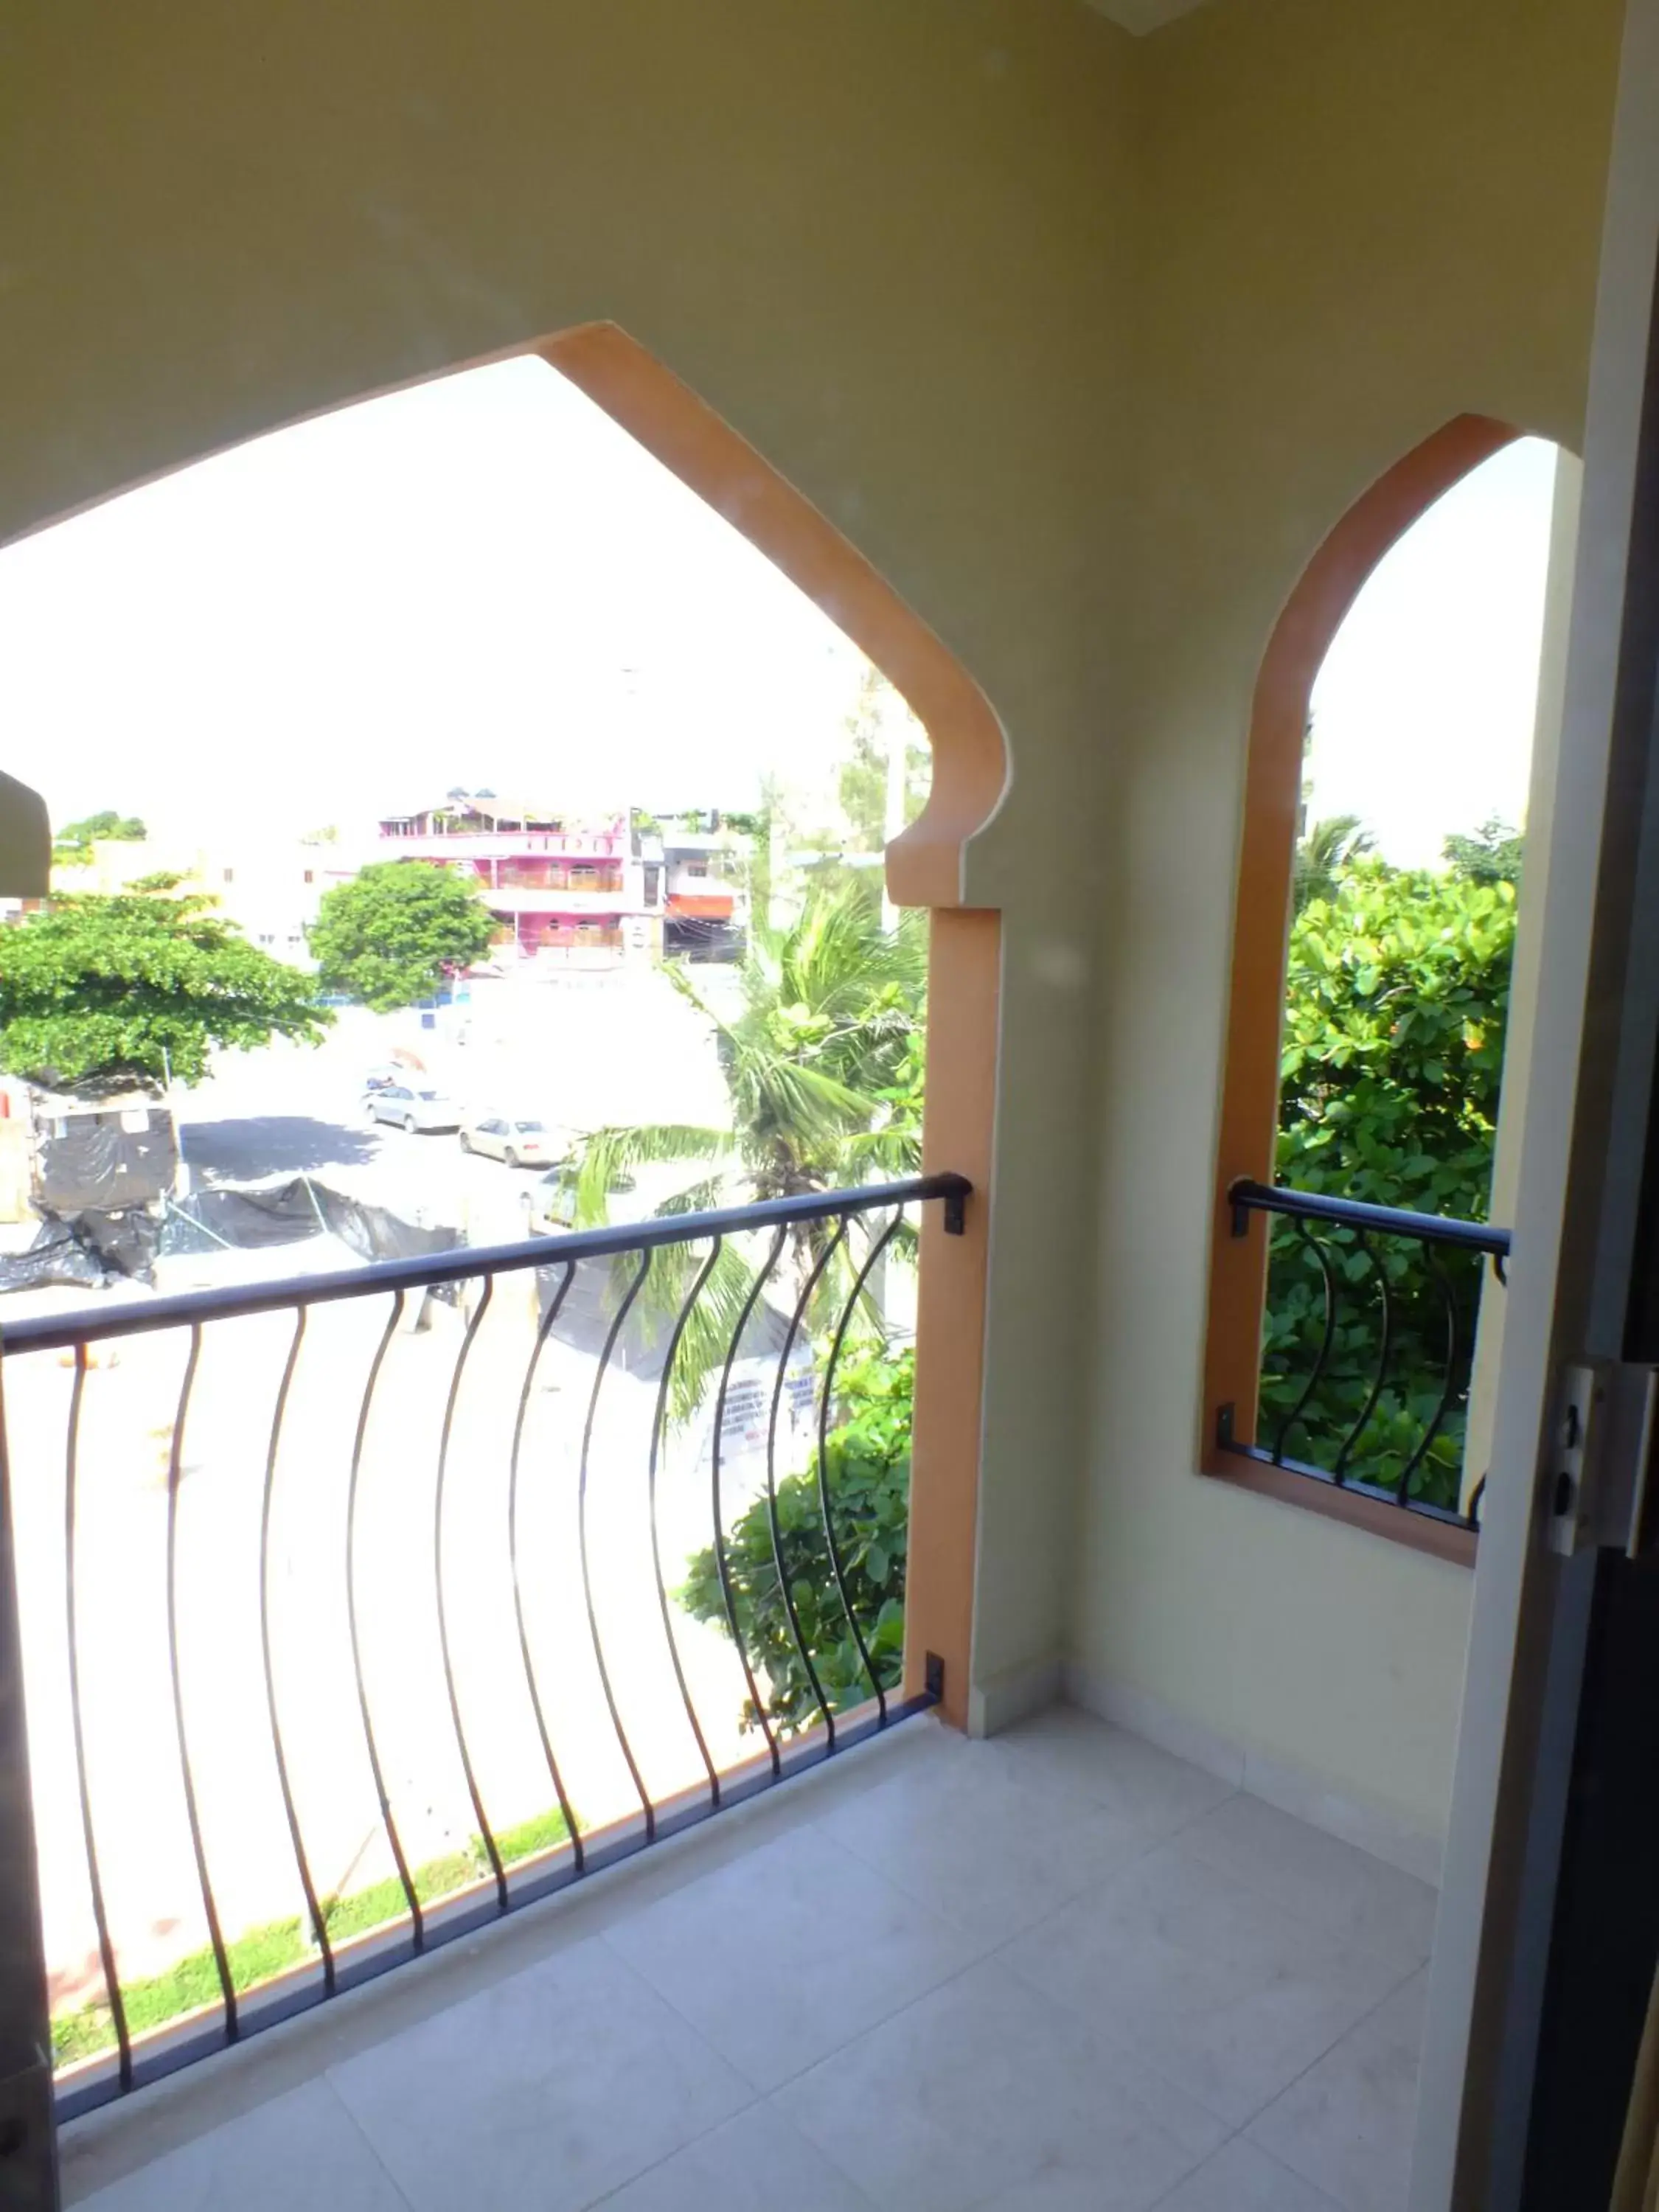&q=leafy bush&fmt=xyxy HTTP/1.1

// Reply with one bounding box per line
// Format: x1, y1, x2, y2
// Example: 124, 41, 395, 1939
0, 892, 330, 1091
1263, 863, 1516, 1506
309, 860, 495, 1012
679, 1346, 912, 1733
